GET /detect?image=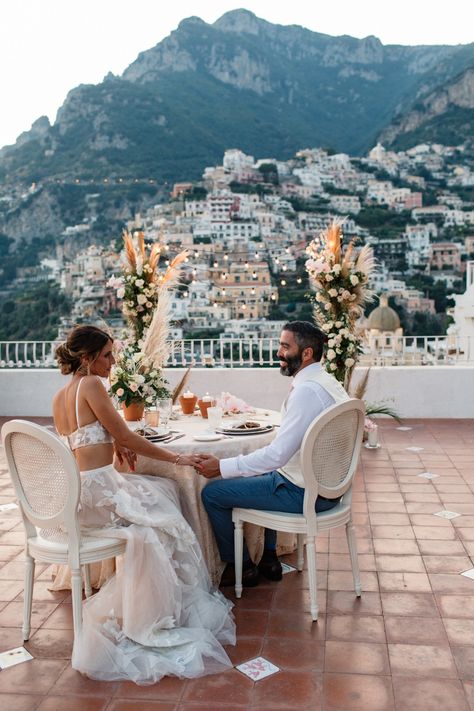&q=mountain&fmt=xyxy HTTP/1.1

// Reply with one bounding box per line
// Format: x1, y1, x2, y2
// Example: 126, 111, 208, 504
0, 9, 473, 185
379, 66, 474, 150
